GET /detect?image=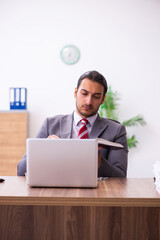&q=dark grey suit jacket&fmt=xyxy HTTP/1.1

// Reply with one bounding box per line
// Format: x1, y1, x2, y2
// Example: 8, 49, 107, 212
17, 113, 128, 177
